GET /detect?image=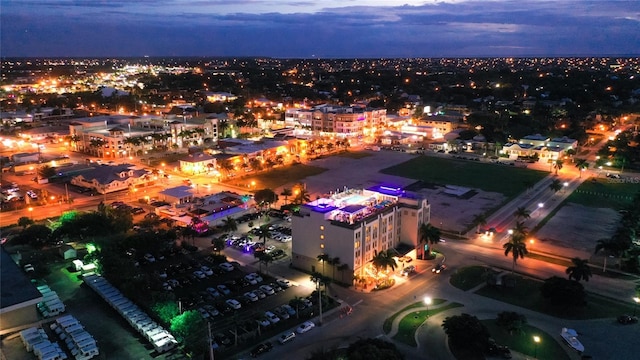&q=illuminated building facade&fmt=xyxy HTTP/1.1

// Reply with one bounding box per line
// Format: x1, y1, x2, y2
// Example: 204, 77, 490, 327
291, 184, 430, 281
